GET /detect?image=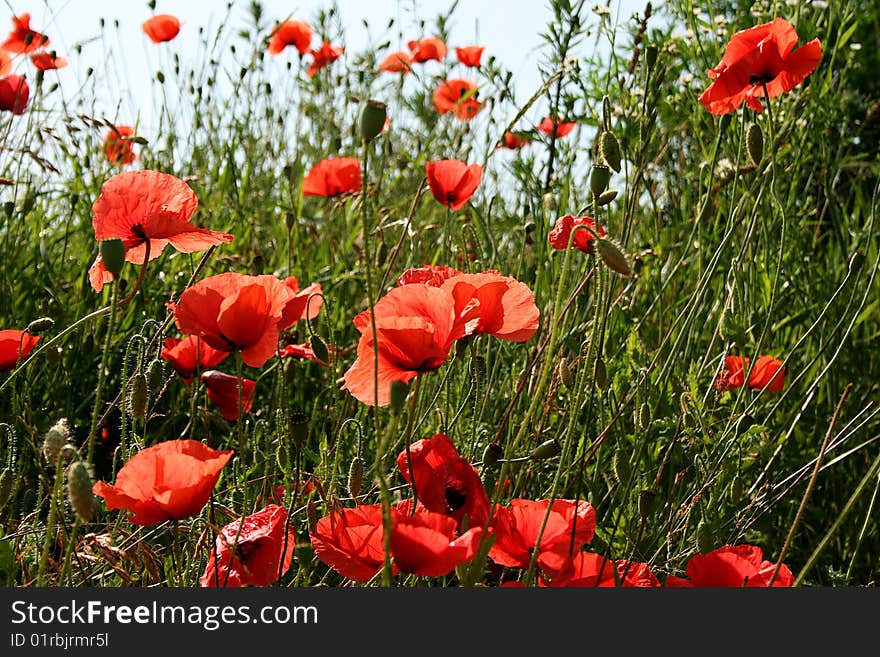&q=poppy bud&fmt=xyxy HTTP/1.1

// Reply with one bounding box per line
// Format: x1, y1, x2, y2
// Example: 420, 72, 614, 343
638, 402, 650, 430
637, 488, 657, 519
481, 441, 503, 468
145, 359, 165, 393
612, 449, 631, 484
593, 356, 607, 388
309, 334, 330, 365
646, 44, 659, 71
590, 163, 611, 197
99, 239, 126, 278
600, 131, 622, 172
730, 474, 744, 504
26, 317, 54, 333
530, 438, 561, 460
542, 192, 557, 212
156, 70, 165, 83
696, 520, 715, 555
735, 413, 755, 437
557, 357, 575, 388
306, 498, 318, 535
128, 373, 148, 419
66, 460, 95, 523
746, 123, 763, 166
358, 99, 387, 144
374, 239, 388, 268
0, 467, 14, 509
389, 380, 409, 411
596, 237, 632, 277
849, 251, 865, 274
596, 189, 618, 206
41, 418, 70, 465
290, 412, 309, 450
347, 456, 365, 499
